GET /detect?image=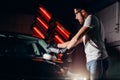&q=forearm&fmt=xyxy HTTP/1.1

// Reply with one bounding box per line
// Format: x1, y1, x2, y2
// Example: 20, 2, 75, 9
57, 36, 81, 49
57, 27, 90, 50
74, 38, 83, 46
57, 41, 70, 48
73, 26, 89, 40
66, 27, 89, 49
66, 32, 82, 49
66, 38, 77, 49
